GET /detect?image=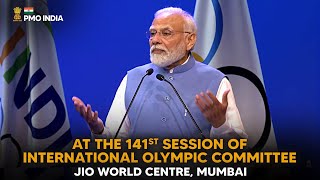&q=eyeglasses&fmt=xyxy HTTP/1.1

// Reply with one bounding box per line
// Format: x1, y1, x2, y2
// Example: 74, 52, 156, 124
146, 29, 191, 40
